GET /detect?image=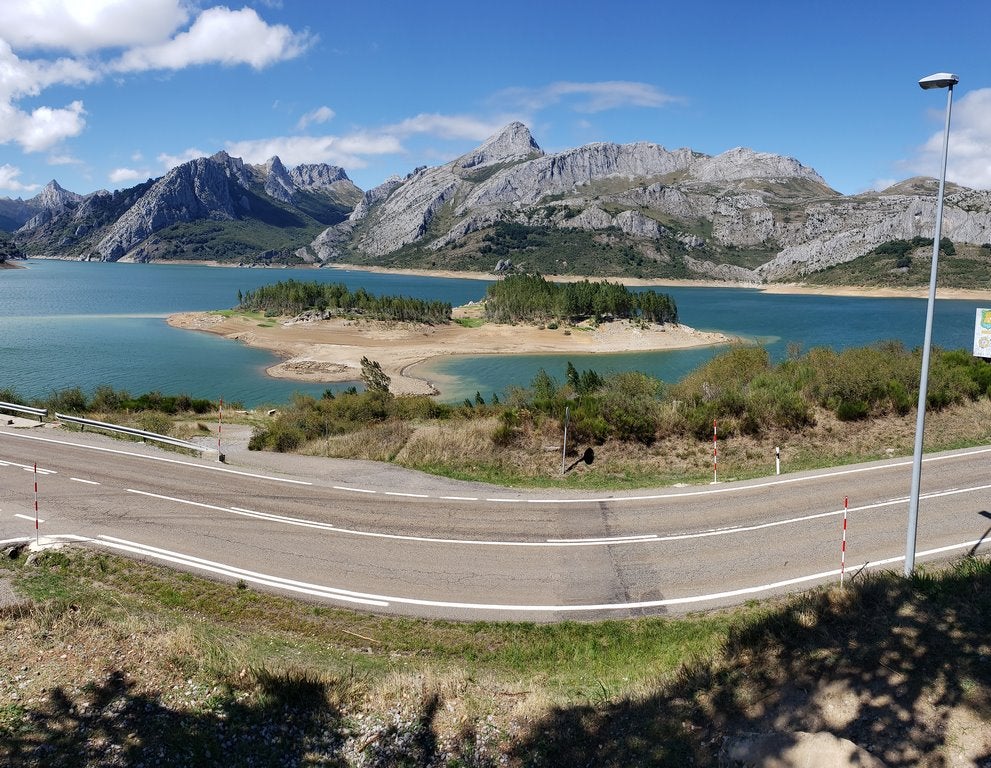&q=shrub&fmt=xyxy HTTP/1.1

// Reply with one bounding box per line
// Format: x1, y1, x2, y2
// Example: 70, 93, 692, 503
45, 387, 88, 414
137, 411, 172, 435
836, 399, 870, 421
